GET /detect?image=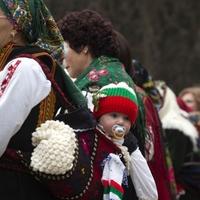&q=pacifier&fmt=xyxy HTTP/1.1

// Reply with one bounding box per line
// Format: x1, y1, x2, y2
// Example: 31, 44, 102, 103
111, 125, 126, 140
